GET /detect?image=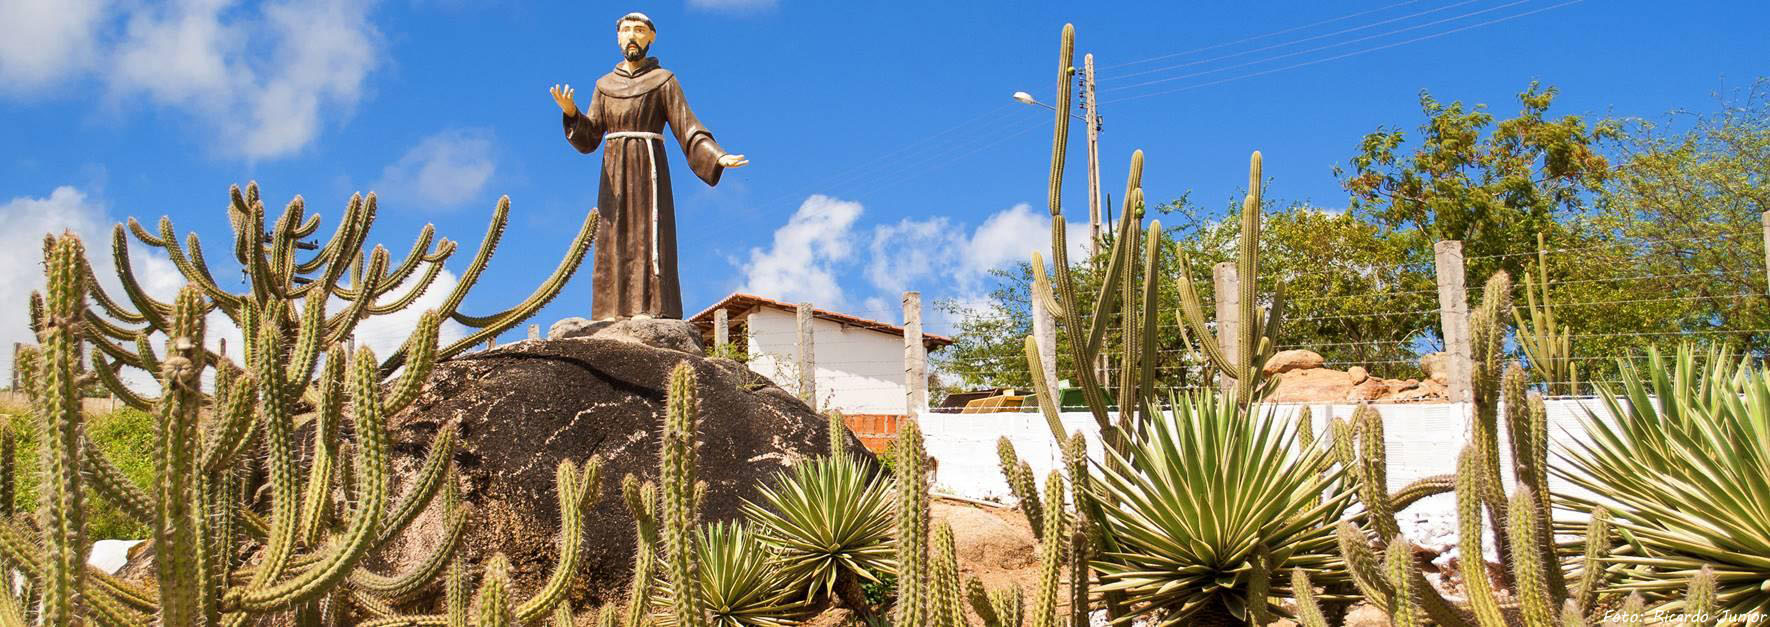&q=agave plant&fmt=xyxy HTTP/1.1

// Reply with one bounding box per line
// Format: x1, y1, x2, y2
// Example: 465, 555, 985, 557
654, 521, 806, 627
1092, 388, 1352, 626
742, 453, 896, 610
1559, 345, 1770, 616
